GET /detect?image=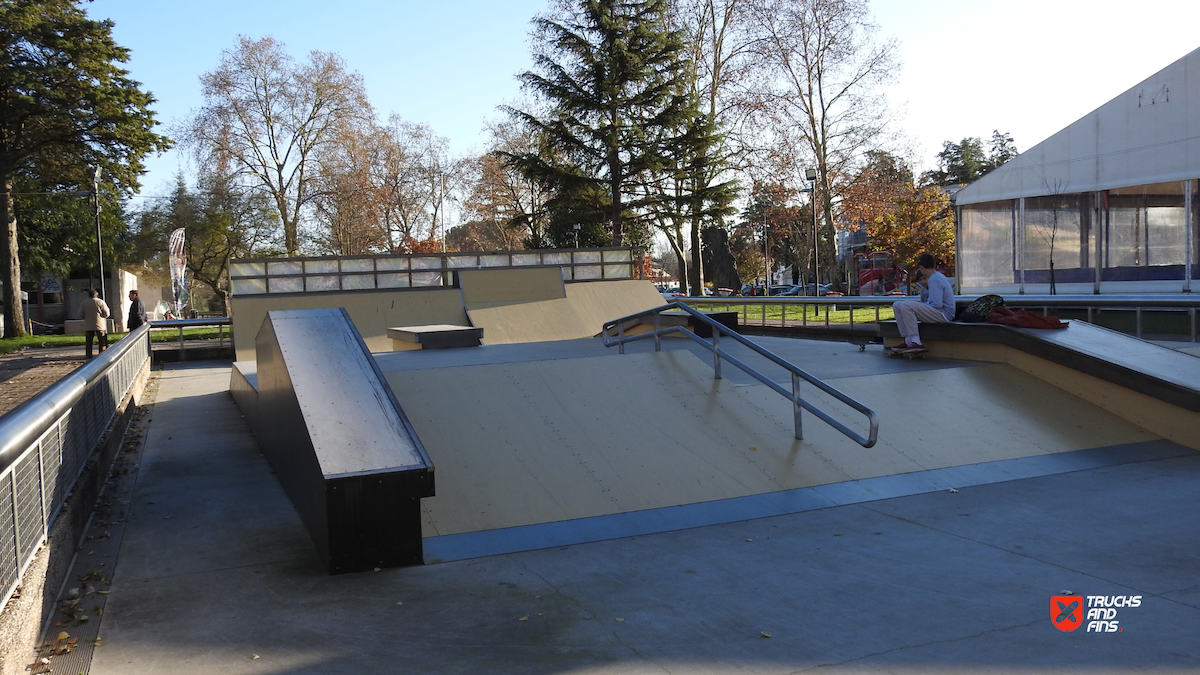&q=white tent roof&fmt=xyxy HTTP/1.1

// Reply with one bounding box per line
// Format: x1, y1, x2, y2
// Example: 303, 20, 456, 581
957, 46, 1200, 205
